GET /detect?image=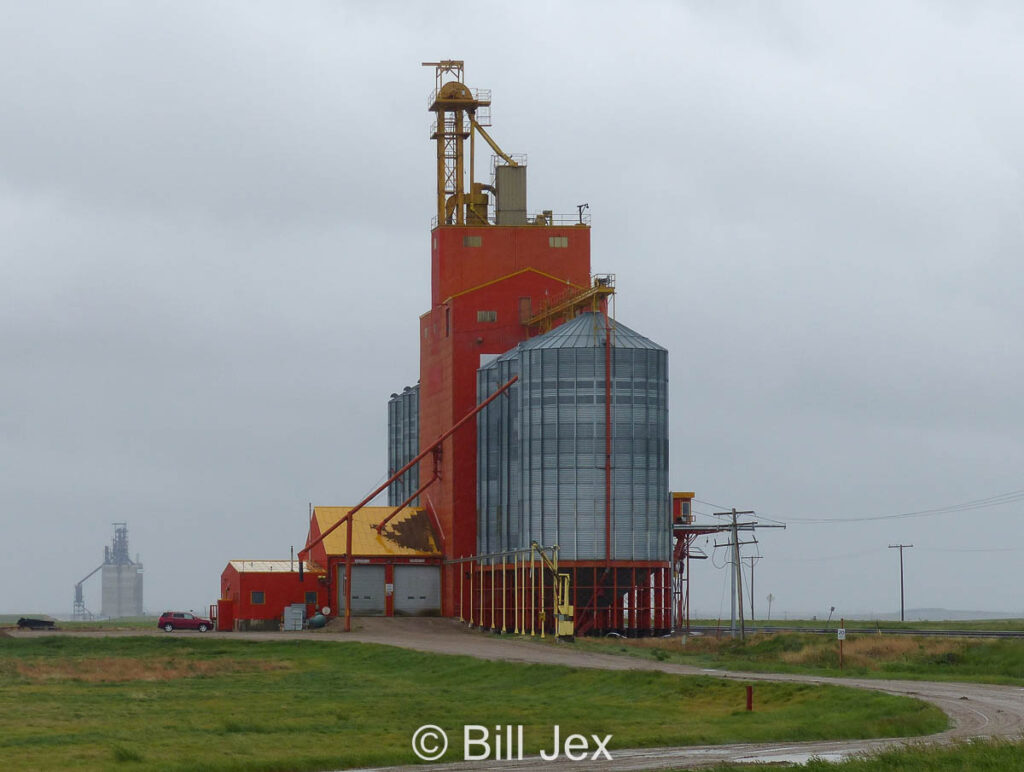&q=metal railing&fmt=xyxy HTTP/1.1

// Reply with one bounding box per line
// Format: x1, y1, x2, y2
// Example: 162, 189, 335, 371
490, 153, 528, 178
427, 86, 491, 108
430, 211, 591, 228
